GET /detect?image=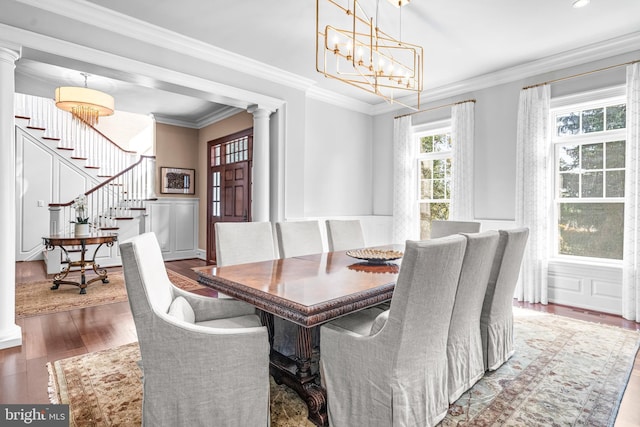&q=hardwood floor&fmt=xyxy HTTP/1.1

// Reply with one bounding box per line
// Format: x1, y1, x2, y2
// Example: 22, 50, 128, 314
3, 260, 639, 426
